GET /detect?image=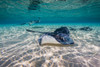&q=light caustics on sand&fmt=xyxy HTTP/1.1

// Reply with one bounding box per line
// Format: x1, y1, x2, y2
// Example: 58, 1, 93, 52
0, 25, 100, 67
